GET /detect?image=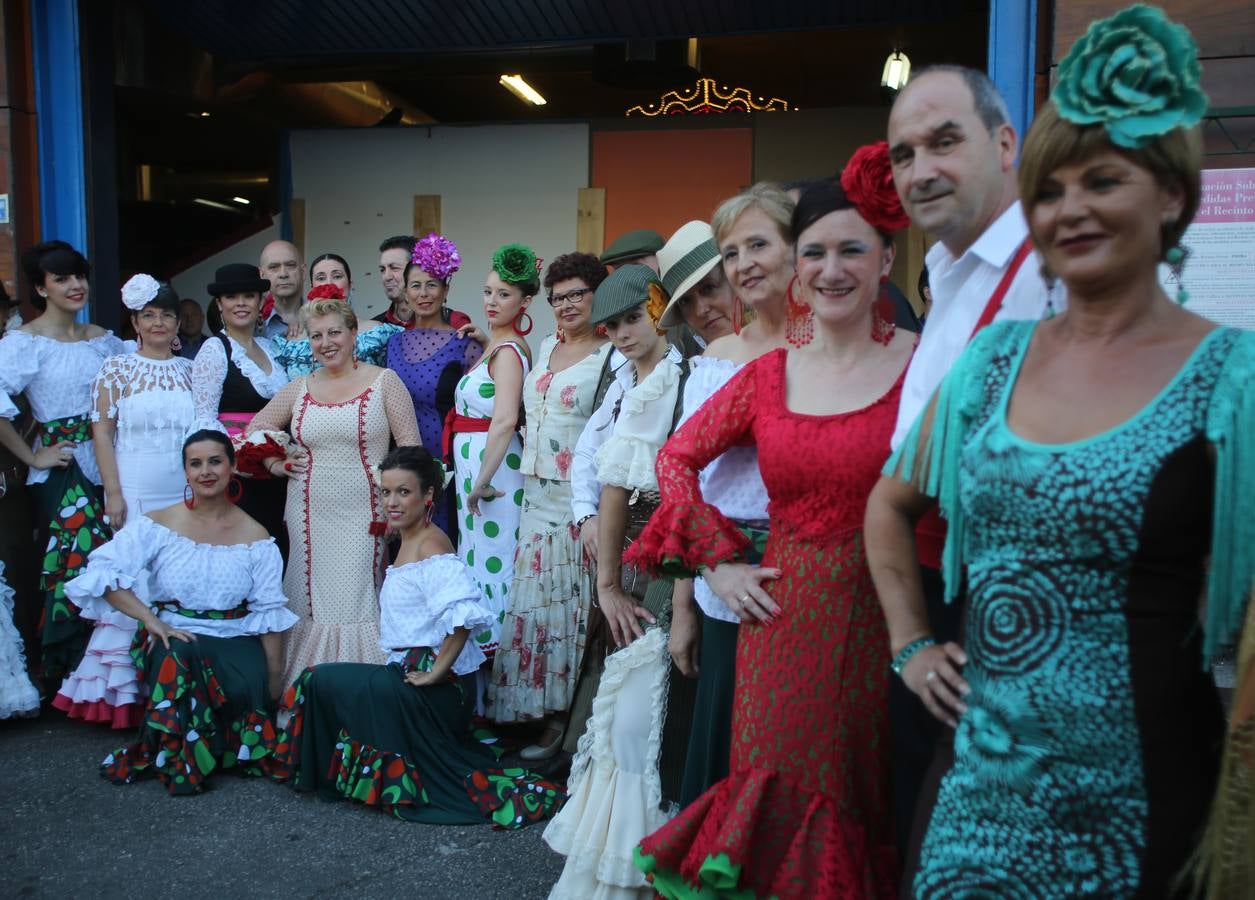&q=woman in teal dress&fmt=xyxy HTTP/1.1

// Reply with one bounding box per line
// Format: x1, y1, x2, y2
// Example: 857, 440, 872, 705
271, 446, 563, 828
865, 8, 1255, 897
